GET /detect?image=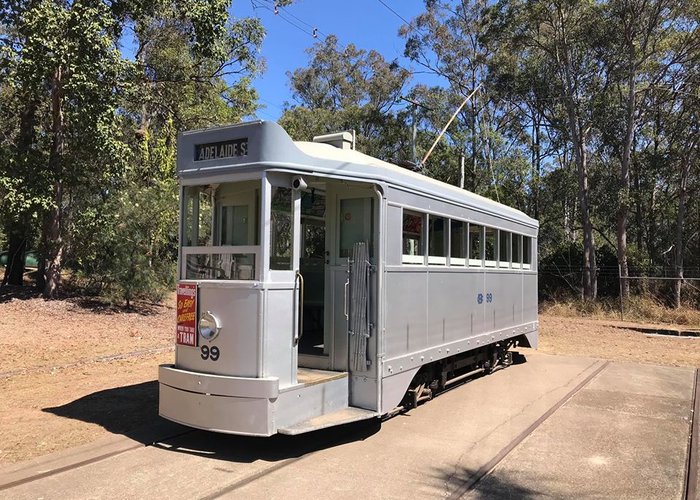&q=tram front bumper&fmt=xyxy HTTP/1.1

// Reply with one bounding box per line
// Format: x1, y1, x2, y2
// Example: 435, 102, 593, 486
158, 364, 279, 436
